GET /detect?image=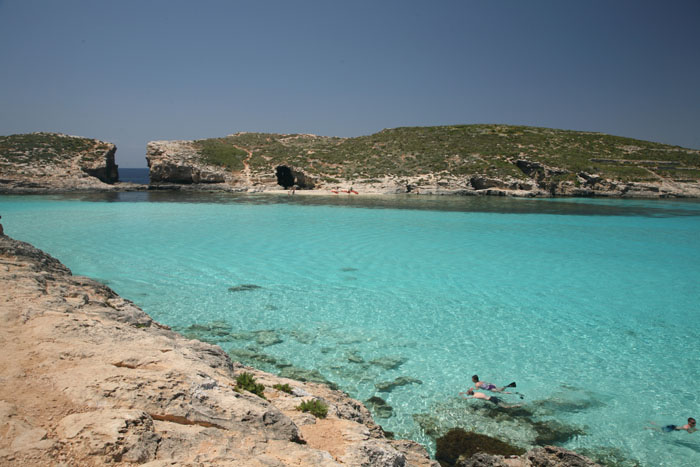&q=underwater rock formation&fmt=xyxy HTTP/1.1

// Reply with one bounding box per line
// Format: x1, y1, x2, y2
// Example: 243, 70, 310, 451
436, 428, 525, 466
228, 283, 263, 292
370, 355, 408, 370
365, 396, 394, 419
376, 376, 423, 392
